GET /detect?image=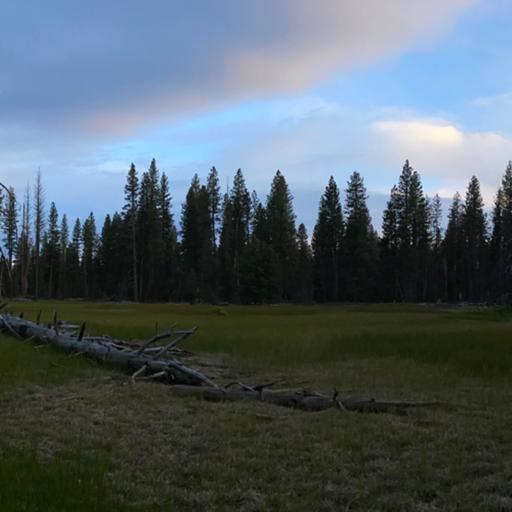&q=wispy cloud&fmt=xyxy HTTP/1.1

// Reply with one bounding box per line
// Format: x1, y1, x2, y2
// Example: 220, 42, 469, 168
0, 0, 474, 136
